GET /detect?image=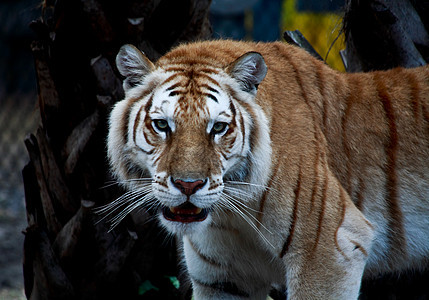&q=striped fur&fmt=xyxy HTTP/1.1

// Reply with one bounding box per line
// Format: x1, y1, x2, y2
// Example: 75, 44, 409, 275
107, 41, 429, 299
